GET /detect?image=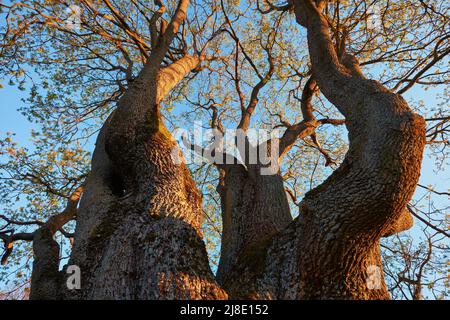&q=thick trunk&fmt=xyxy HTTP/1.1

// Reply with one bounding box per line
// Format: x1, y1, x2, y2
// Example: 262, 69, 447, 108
221, 0, 426, 299
31, 0, 227, 299
65, 128, 225, 299
62, 65, 226, 298
28, 186, 83, 300
29, 228, 61, 300
28, 0, 425, 300
216, 164, 292, 286
58, 25, 225, 297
